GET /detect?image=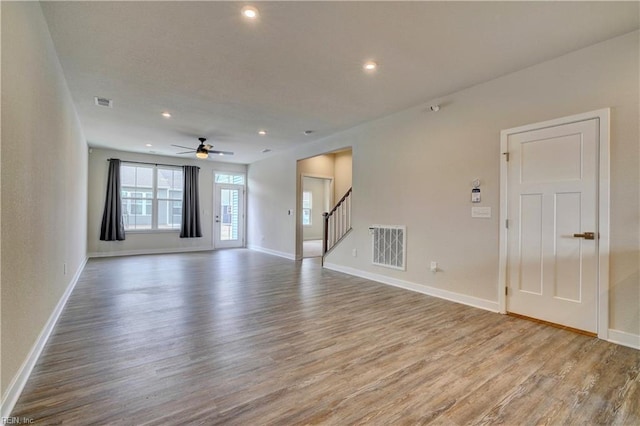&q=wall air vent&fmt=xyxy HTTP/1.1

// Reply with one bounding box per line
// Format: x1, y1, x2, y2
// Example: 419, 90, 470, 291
370, 225, 406, 271
94, 97, 113, 108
